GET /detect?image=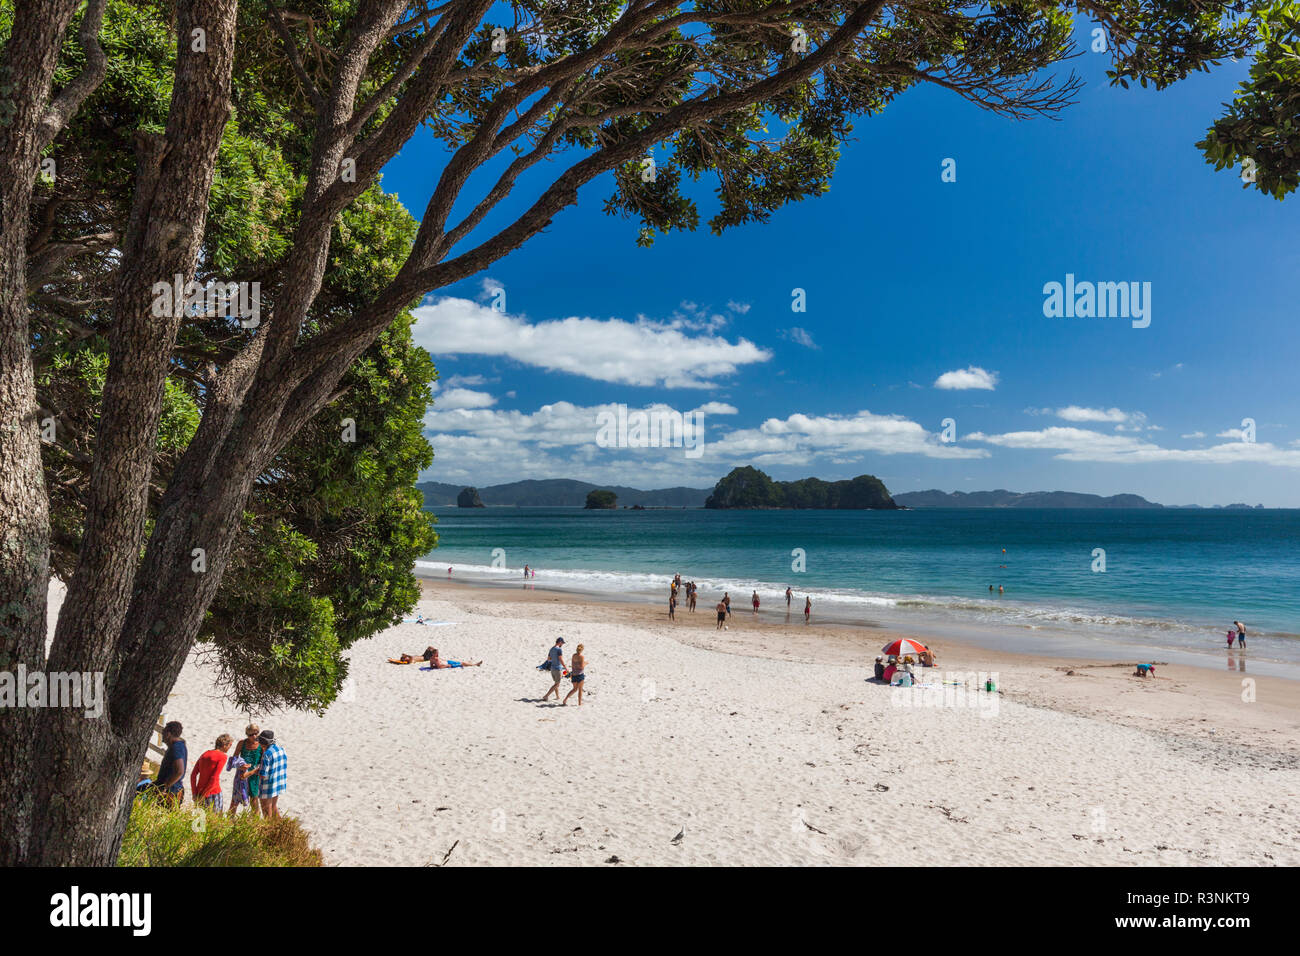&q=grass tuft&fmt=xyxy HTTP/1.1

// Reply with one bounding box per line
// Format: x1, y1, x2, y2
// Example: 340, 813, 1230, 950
117, 797, 323, 867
